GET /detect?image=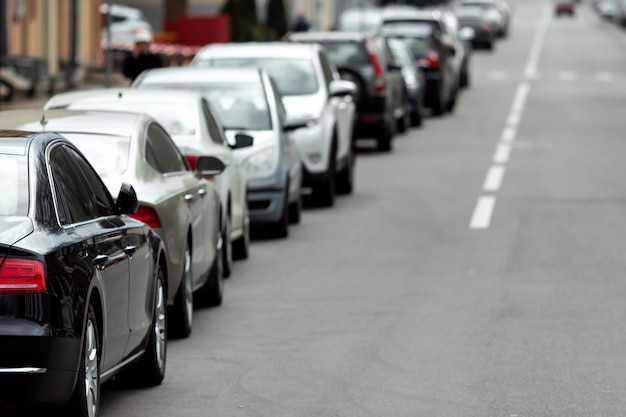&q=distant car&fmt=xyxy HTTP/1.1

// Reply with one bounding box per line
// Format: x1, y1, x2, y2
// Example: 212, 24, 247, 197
287, 31, 409, 149
100, 3, 152, 48
132, 67, 304, 238
44, 88, 251, 276
555, 0, 576, 15
191, 43, 357, 208
1, 109, 226, 339
455, 4, 499, 49
335, 7, 384, 32
0, 129, 166, 416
